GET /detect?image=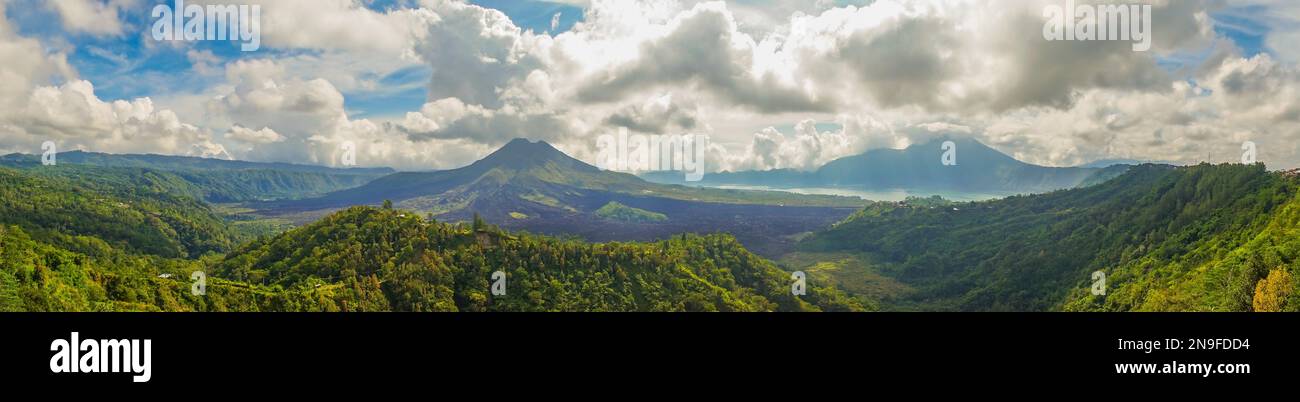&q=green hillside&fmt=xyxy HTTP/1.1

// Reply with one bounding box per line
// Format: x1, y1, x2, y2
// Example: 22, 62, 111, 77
0, 165, 865, 312
1, 151, 389, 202
0, 166, 237, 258
798, 163, 1300, 311
214, 206, 867, 312
596, 201, 668, 223
6, 146, 1297, 313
